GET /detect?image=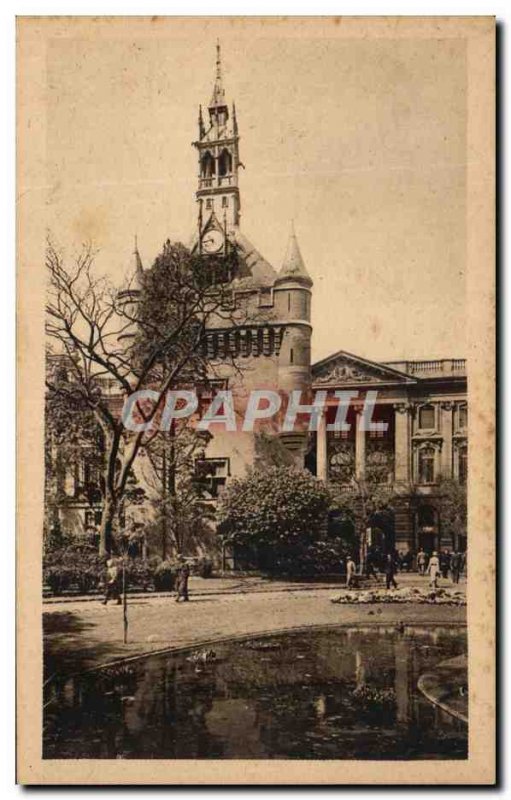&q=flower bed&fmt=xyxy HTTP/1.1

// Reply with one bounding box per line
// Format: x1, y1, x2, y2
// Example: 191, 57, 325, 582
331, 587, 466, 606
